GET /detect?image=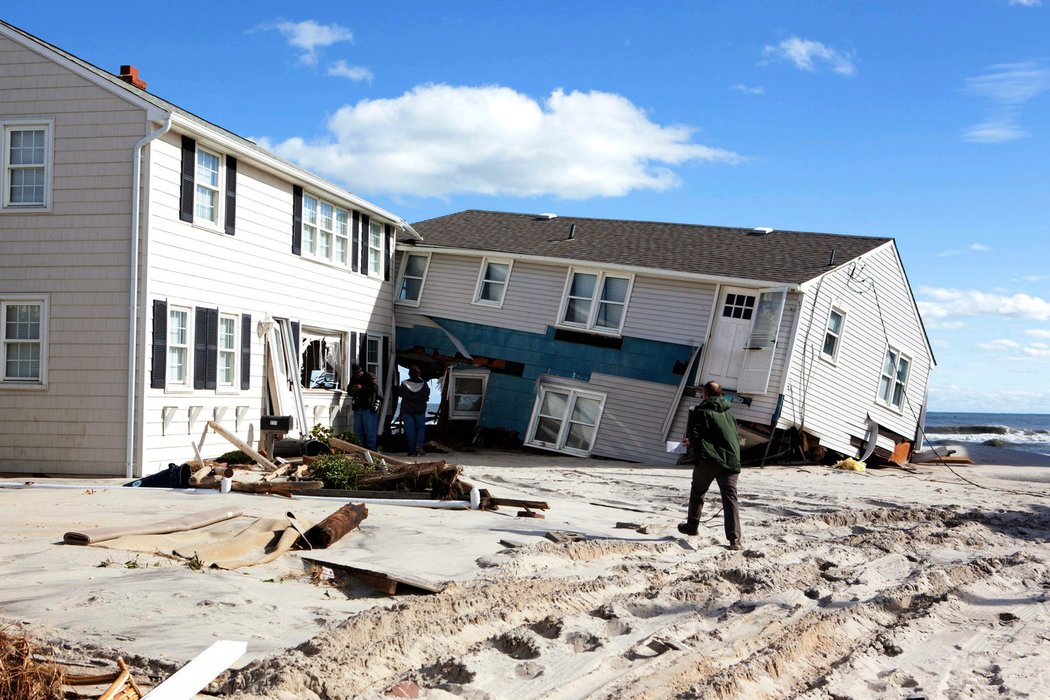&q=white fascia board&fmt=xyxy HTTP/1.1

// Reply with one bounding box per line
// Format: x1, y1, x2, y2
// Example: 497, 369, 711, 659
398, 244, 801, 291
0, 24, 168, 123
168, 113, 405, 227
